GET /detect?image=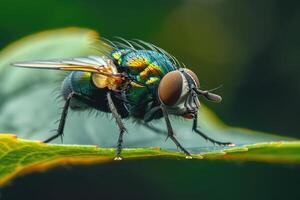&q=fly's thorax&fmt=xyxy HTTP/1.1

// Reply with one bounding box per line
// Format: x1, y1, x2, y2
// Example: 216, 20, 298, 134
158, 69, 201, 118
112, 49, 178, 91
111, 49, 132, 65
116, 50, 176, 74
